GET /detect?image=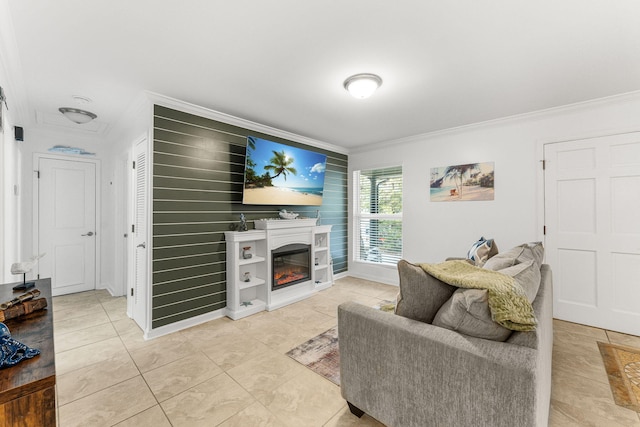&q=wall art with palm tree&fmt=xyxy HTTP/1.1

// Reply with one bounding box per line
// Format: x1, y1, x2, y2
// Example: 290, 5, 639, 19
243, 136, 327, 206
430, 162, 494, 202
